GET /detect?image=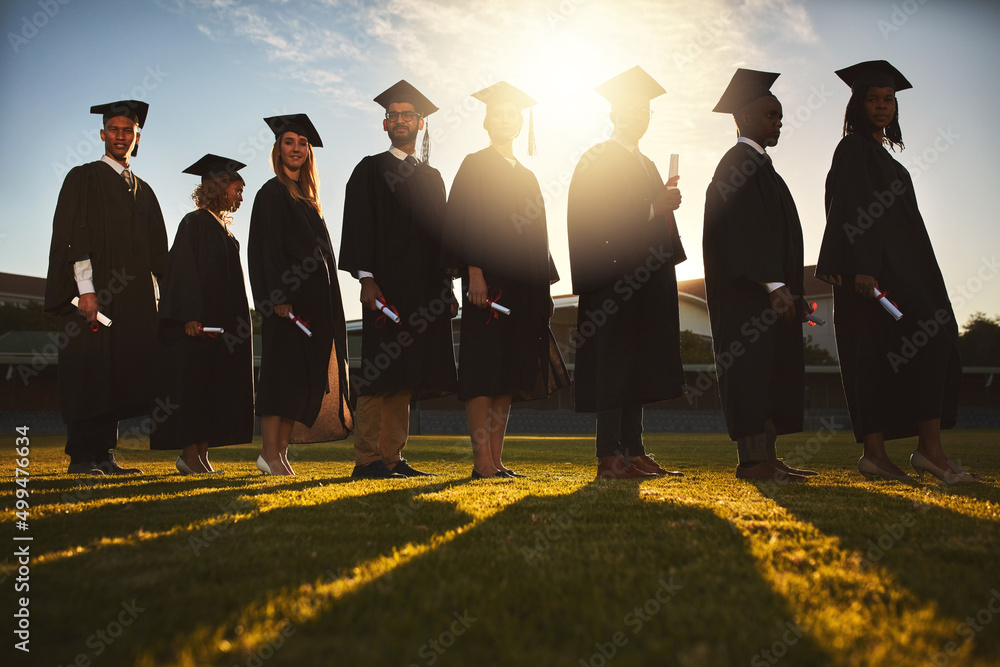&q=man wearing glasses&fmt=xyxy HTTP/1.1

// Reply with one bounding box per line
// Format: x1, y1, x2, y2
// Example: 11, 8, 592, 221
567, 67, 687, 479
340, 80, 458, 479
